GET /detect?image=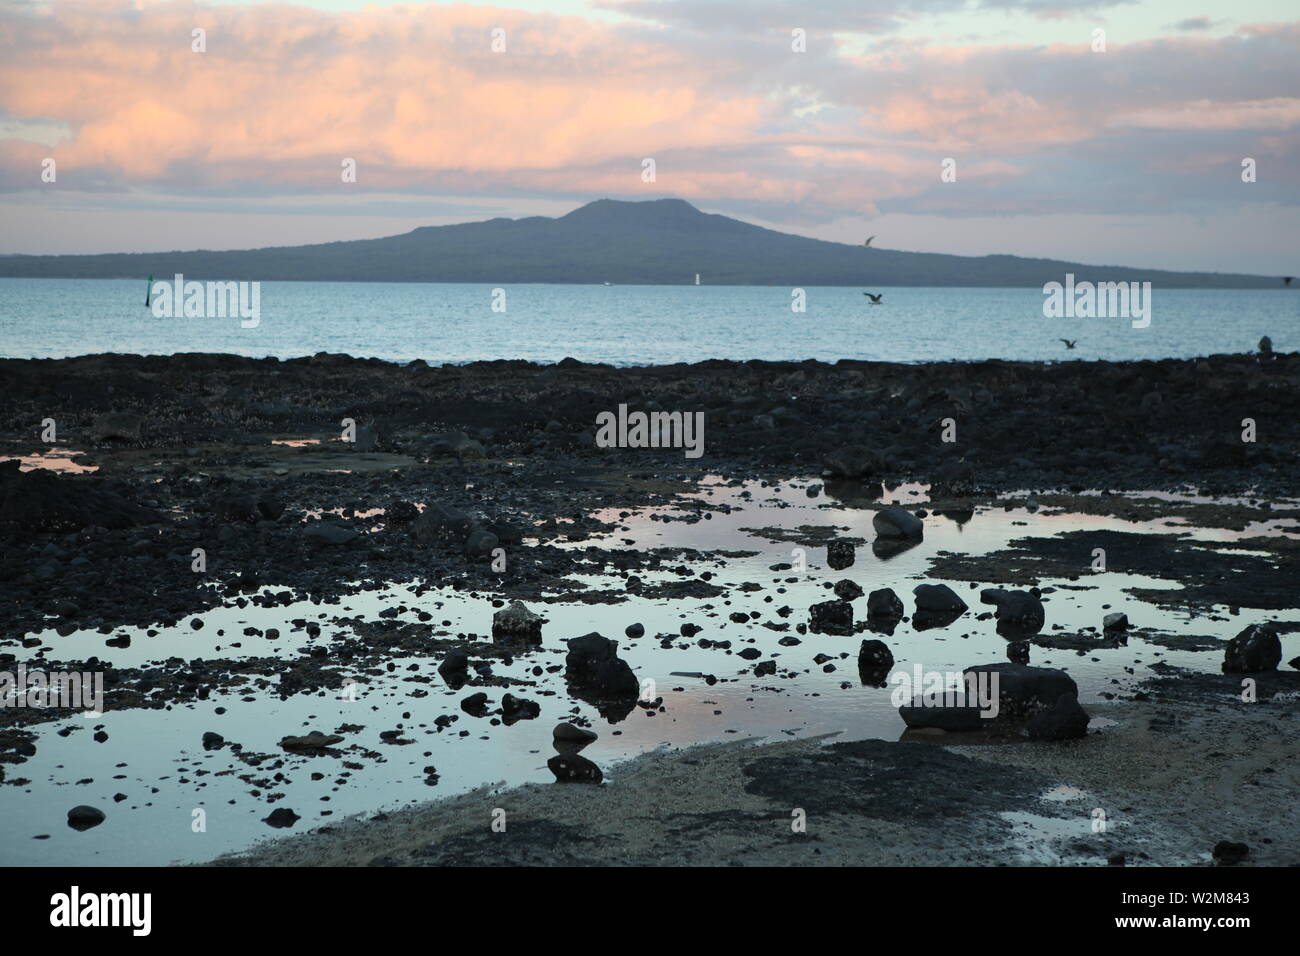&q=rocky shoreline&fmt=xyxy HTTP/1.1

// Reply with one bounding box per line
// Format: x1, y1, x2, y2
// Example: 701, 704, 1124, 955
2, 351, 1297, 866
3, 350, 1297, 650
